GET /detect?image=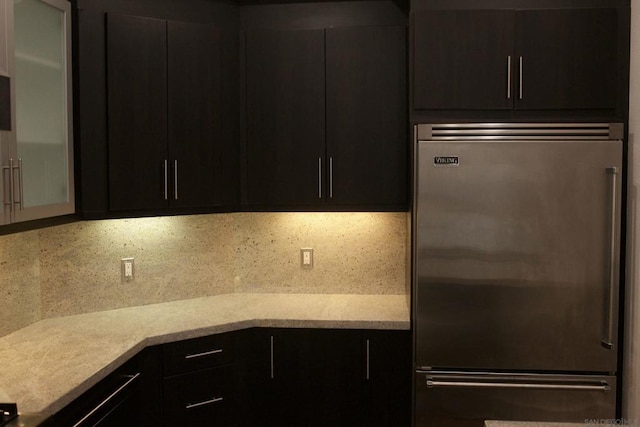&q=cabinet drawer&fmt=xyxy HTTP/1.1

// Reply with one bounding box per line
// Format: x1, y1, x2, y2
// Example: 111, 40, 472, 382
163, 332, 234, 377
163, 366, 234, 426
